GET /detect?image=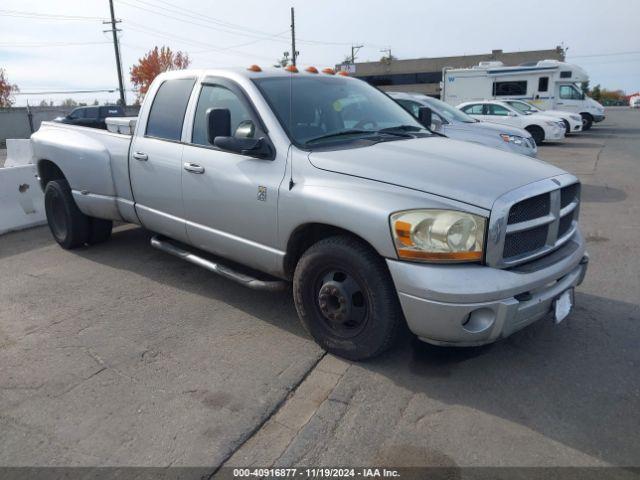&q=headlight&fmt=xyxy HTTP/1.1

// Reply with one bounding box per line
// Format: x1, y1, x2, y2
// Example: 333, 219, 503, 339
500, 133, 524, 145
390, 209, 486, 263
570, 115, 581, 121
